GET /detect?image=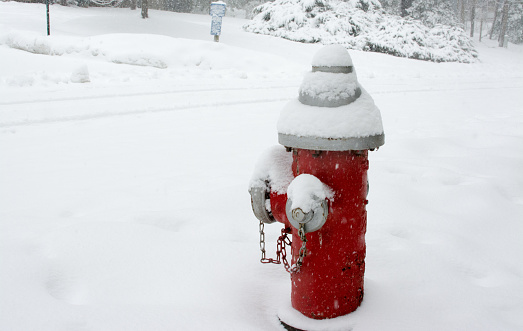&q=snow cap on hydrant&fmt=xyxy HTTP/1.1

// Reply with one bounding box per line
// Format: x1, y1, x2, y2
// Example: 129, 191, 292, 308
278, 45, 385, 151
